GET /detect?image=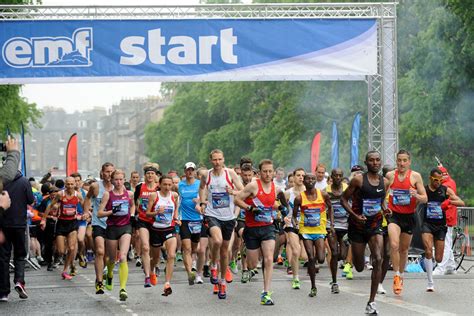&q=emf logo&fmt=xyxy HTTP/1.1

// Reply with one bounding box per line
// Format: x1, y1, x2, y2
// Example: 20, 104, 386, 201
2, 28, 93, 68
